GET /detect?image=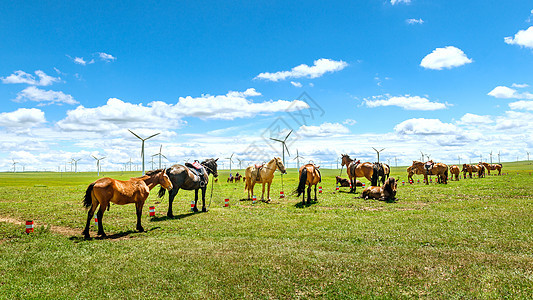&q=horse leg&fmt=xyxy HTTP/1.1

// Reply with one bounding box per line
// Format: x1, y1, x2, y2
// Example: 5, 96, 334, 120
314, 184, 317, 201
82, 202, 99, 239
193, 189, 199, 212
307, 186, 311, 204
97, 204, 106, 237
261, 183, 266, 201
167, 189, 178, 218
135, 201, 144, 232
424, 174, 429, 185
267, 182, 272, 201
201, 187, 207, 212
